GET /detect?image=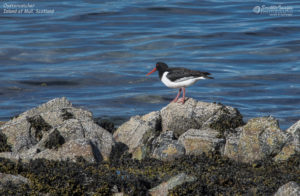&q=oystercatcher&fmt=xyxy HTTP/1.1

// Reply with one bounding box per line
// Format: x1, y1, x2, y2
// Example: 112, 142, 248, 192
146, 62, 213, 104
